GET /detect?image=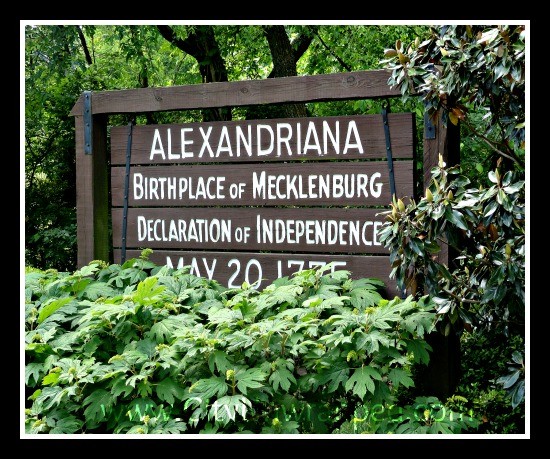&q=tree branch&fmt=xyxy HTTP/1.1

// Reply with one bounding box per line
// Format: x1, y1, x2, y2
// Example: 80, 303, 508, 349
462, 119, 523, 168
441, 288, 479, 304
75, 26, 92, 66
291, 26, 319, 63
156, 25, 198, 56
156, 25, 230, 121
314, 29, 353, 72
